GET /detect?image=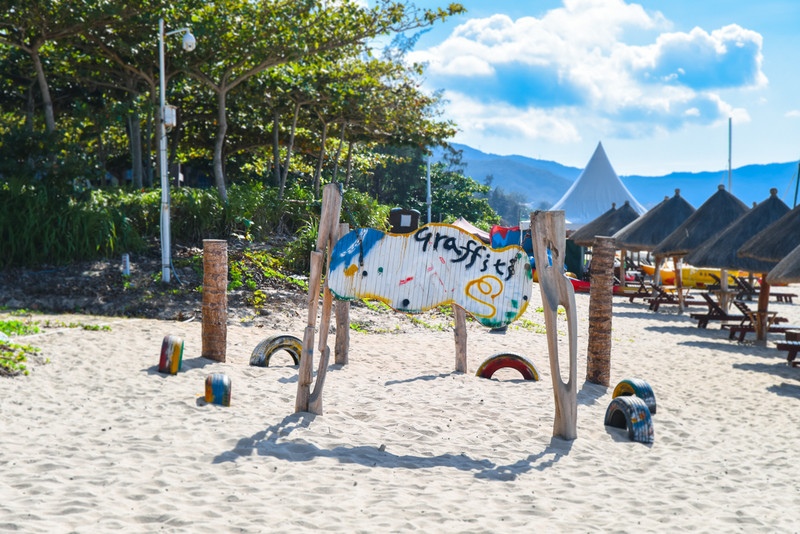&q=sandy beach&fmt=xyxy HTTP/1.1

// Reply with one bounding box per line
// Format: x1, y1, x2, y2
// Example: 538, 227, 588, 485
2, 286, 800, 533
